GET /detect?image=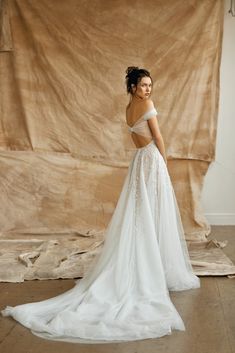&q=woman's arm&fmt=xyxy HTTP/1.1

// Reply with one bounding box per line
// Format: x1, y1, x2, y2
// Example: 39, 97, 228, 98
147, 117, 167, 165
